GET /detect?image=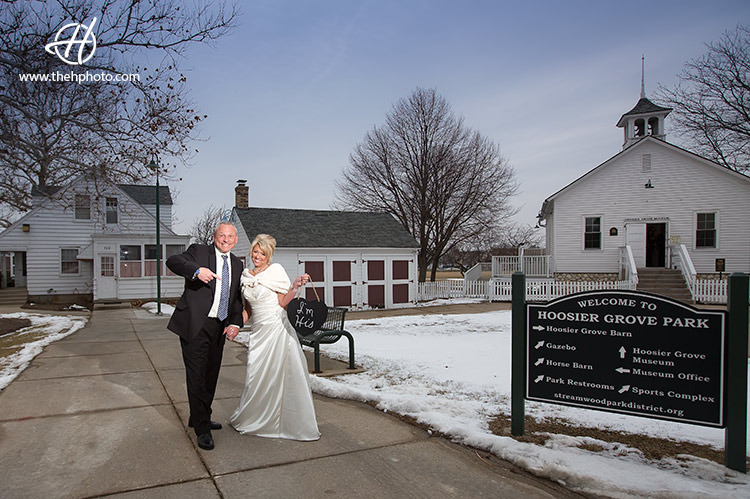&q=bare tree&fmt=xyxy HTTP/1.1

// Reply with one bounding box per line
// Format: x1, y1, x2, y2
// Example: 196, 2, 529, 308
0, 0, 237, 223
657, 25, 750, 173
189, 204, 225, 244
498, 223, 543, 251
442, 222, 542, 274
335, 88, 518, 281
